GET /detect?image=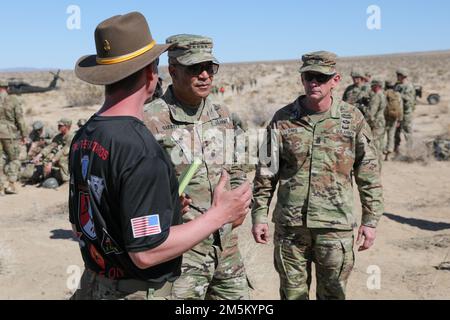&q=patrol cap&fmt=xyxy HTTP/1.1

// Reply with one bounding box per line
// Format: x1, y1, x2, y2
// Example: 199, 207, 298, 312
0, 80, 8, 87
58, 118, 72, 126
396, 68, 409, 77
167, 34, 219, 66
32, 121, 44, 130
350, 69, 365, 78
299, 51, 337, 75
371, 78, 384, 87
